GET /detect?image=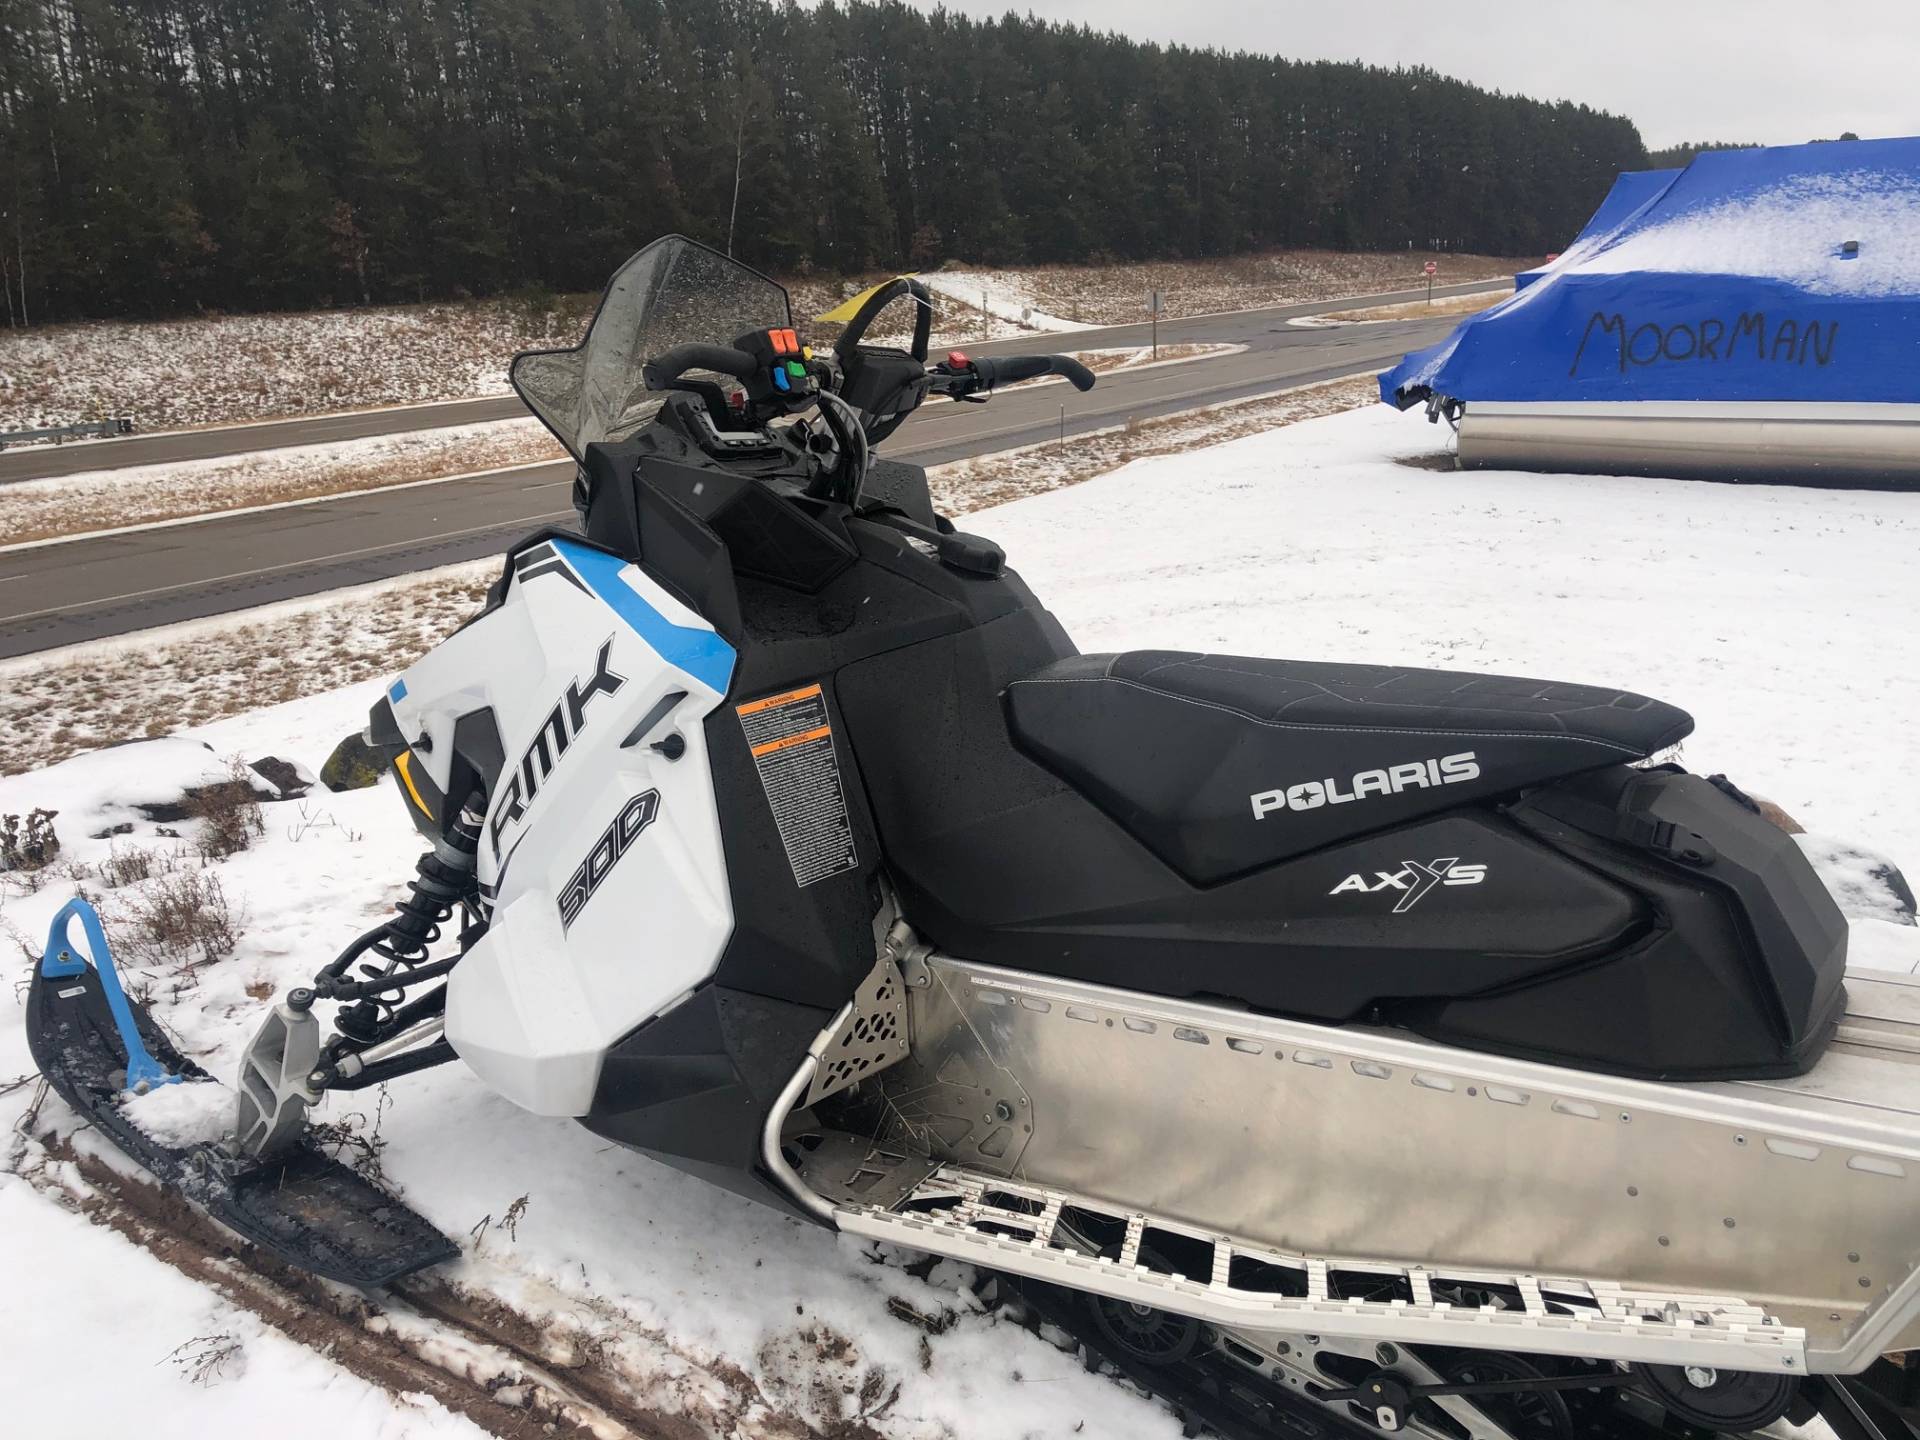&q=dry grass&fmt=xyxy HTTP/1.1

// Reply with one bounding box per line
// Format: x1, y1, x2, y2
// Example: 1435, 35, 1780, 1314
0, 419, 565, 546
99, 842, 162, 887
789, 250, 1528, 346
0, 807, 61, 873
795, 250, 1523, 328
0, 563, 496, 776
1330, 289, 1513, 323
113, 864, 240, 970
186, 761, 267, 860
1, 296, 595, 434
164, 1333, 246, 1387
